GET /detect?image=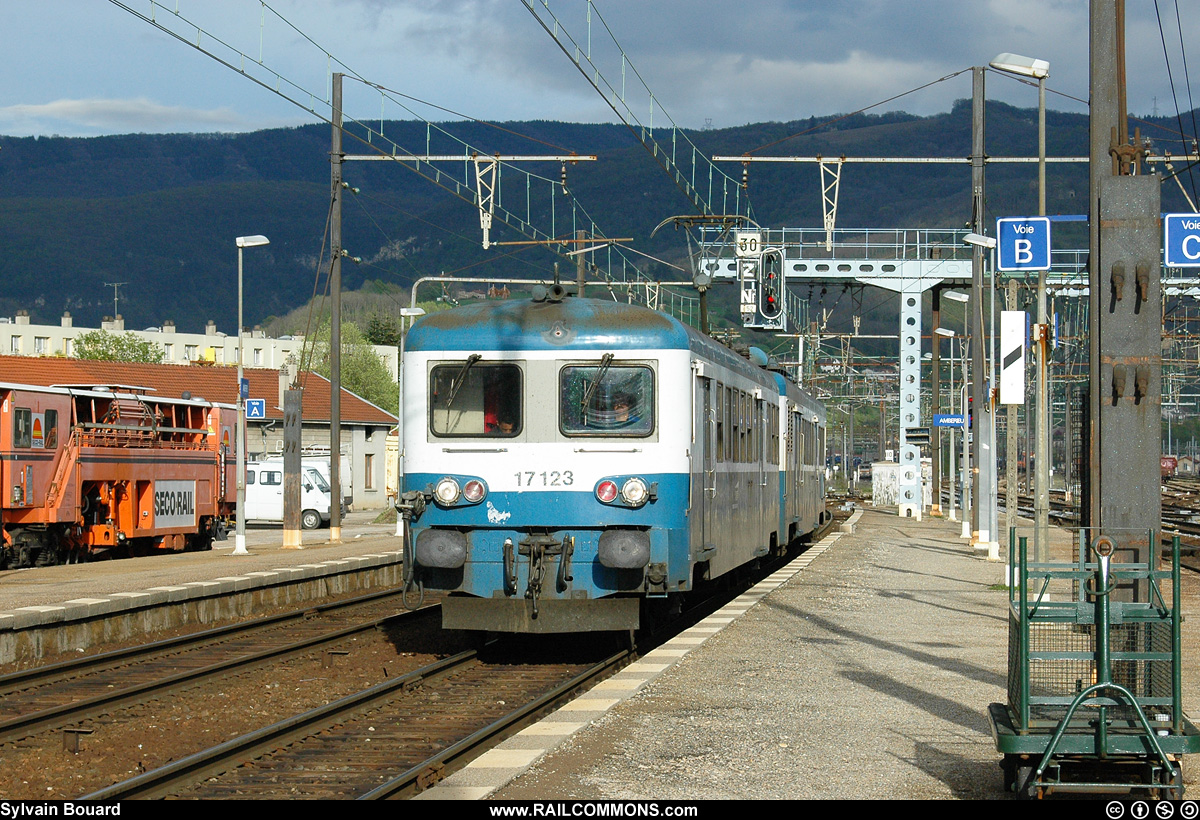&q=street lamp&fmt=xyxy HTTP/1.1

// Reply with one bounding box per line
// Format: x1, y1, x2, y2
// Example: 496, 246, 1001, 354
991, 52, 1051, 563
963, 233, 997, 250
232, 234, 270, 557
395, 306, 425, 537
